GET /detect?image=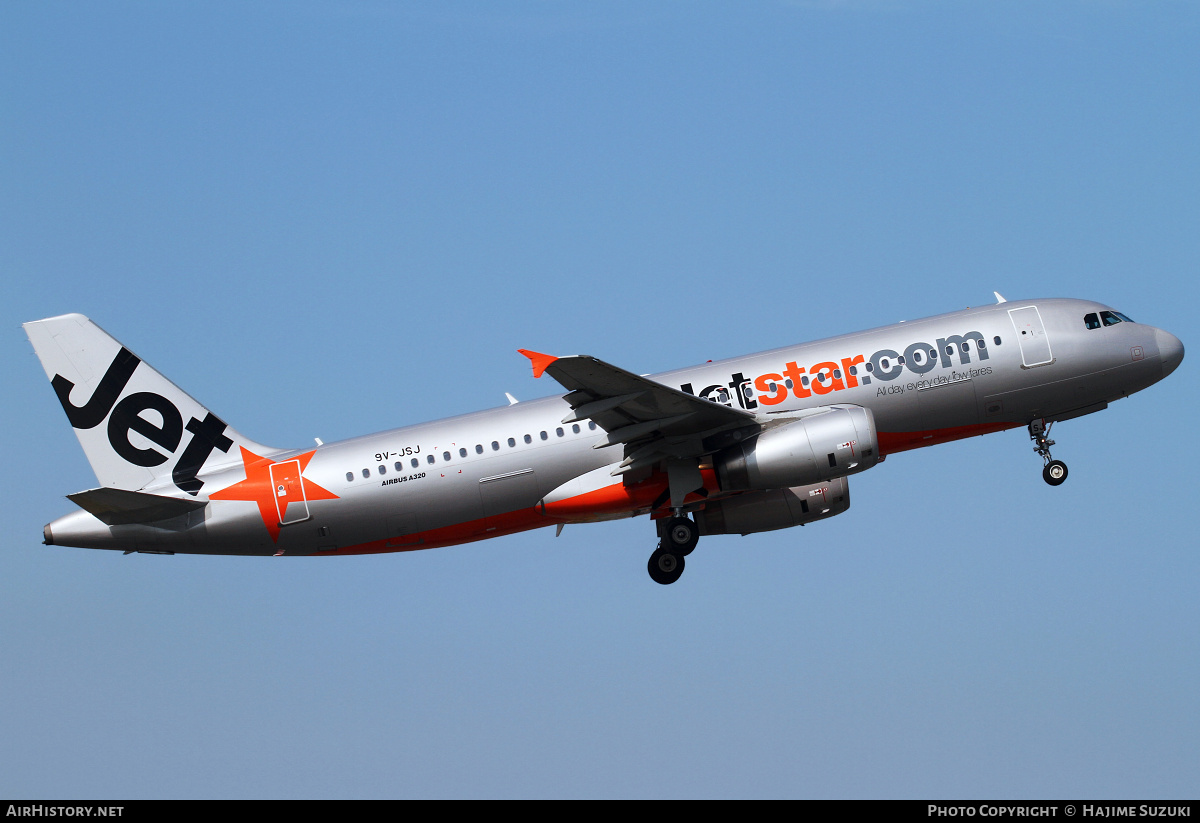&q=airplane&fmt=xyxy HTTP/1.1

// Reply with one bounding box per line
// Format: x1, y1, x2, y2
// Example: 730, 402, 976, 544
24, 294, 1184, 584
